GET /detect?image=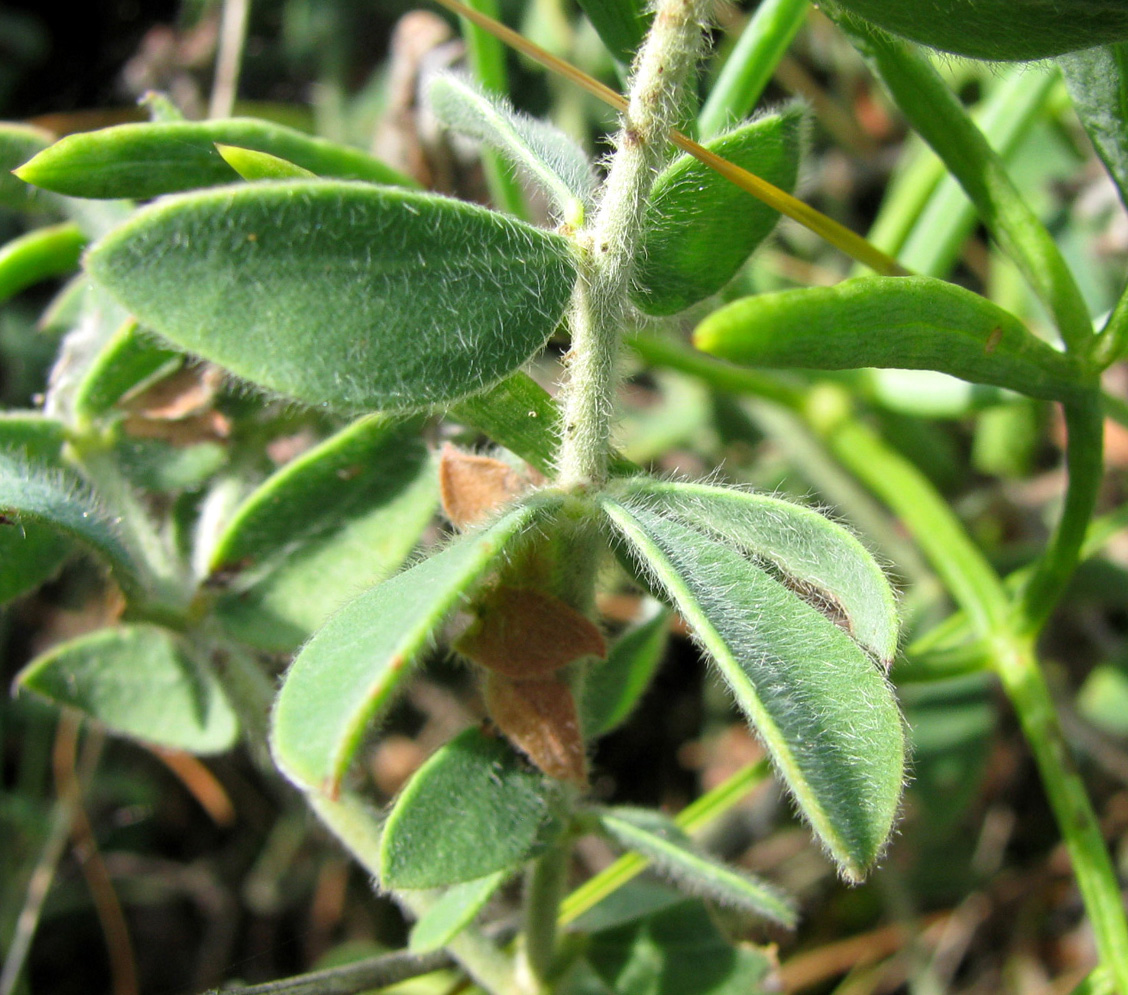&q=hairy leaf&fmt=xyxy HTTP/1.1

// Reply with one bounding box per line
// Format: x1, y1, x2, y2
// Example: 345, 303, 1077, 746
1060, 44, 1128, 210
827, 0, 1128, 60
695, 276, 1092, 403
408, 871, 507, 953
427, 73, 596, 225
633, 109, 802, 316
17, 624, 238, 754
586, 900, 777, 995
87, 181, 577, 412
598, 807, 796, 925
271, 501, 552, 794
72, 320, 182, 421
381, 726, 562, 889
609, 478, 898, 666
0, 451, 143, 601
15, 119, 414, 198
601, 498, 905, 881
